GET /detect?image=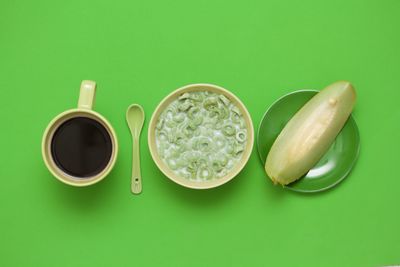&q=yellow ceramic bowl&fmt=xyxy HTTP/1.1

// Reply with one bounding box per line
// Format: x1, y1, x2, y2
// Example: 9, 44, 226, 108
148, 83, 254, 189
